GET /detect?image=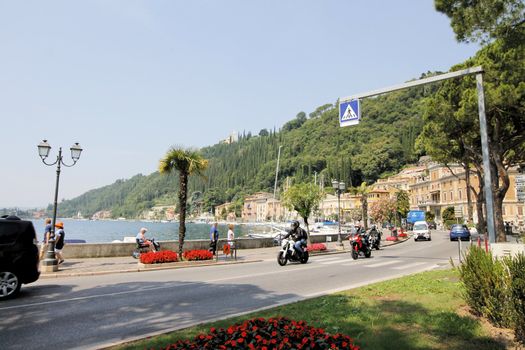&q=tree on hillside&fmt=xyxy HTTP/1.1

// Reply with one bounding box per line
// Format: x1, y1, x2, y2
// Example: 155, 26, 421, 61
281, 182, 325, 245
159, 147, 208, 256
350, 182, 371, 230
435, 0, 525, 44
